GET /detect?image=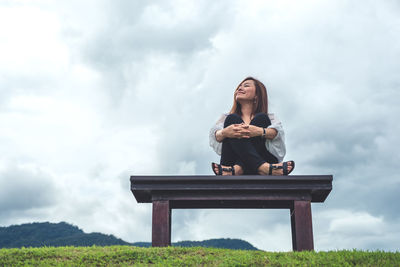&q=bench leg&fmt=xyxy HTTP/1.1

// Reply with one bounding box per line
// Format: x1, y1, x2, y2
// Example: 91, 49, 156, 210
290, 200, 314, 251
152, 200, 171, 247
